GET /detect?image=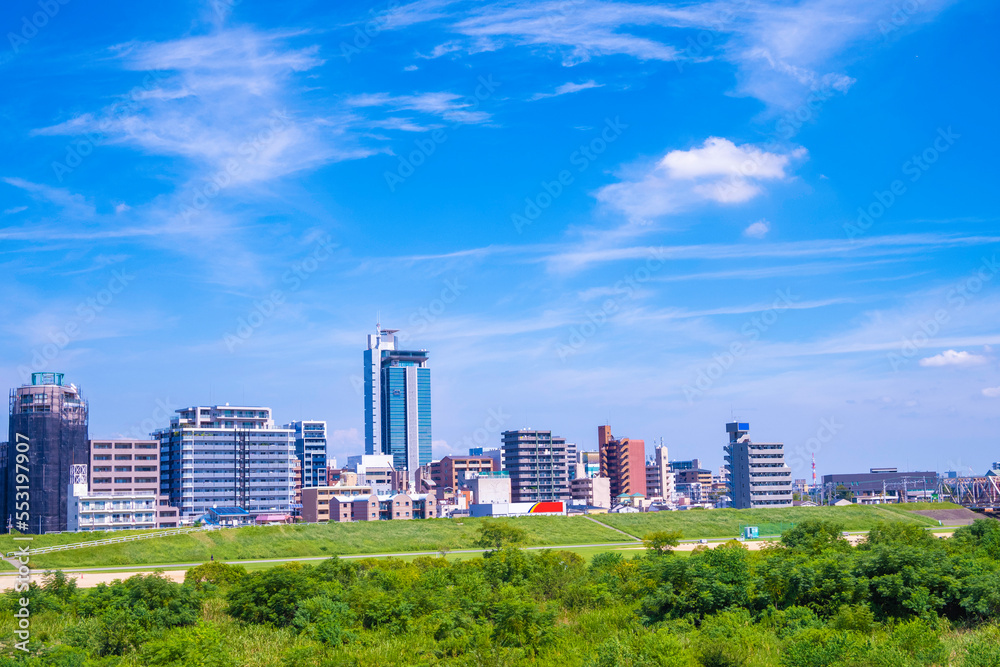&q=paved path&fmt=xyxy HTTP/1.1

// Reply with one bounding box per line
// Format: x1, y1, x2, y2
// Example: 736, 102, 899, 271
584, 515, 641, 540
